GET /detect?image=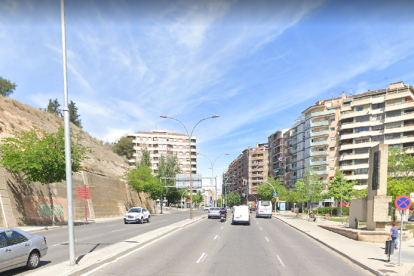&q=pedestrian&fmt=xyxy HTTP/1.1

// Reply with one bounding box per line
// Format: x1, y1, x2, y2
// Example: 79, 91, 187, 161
388, 222, 399, 249
309, 211, 316, 222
